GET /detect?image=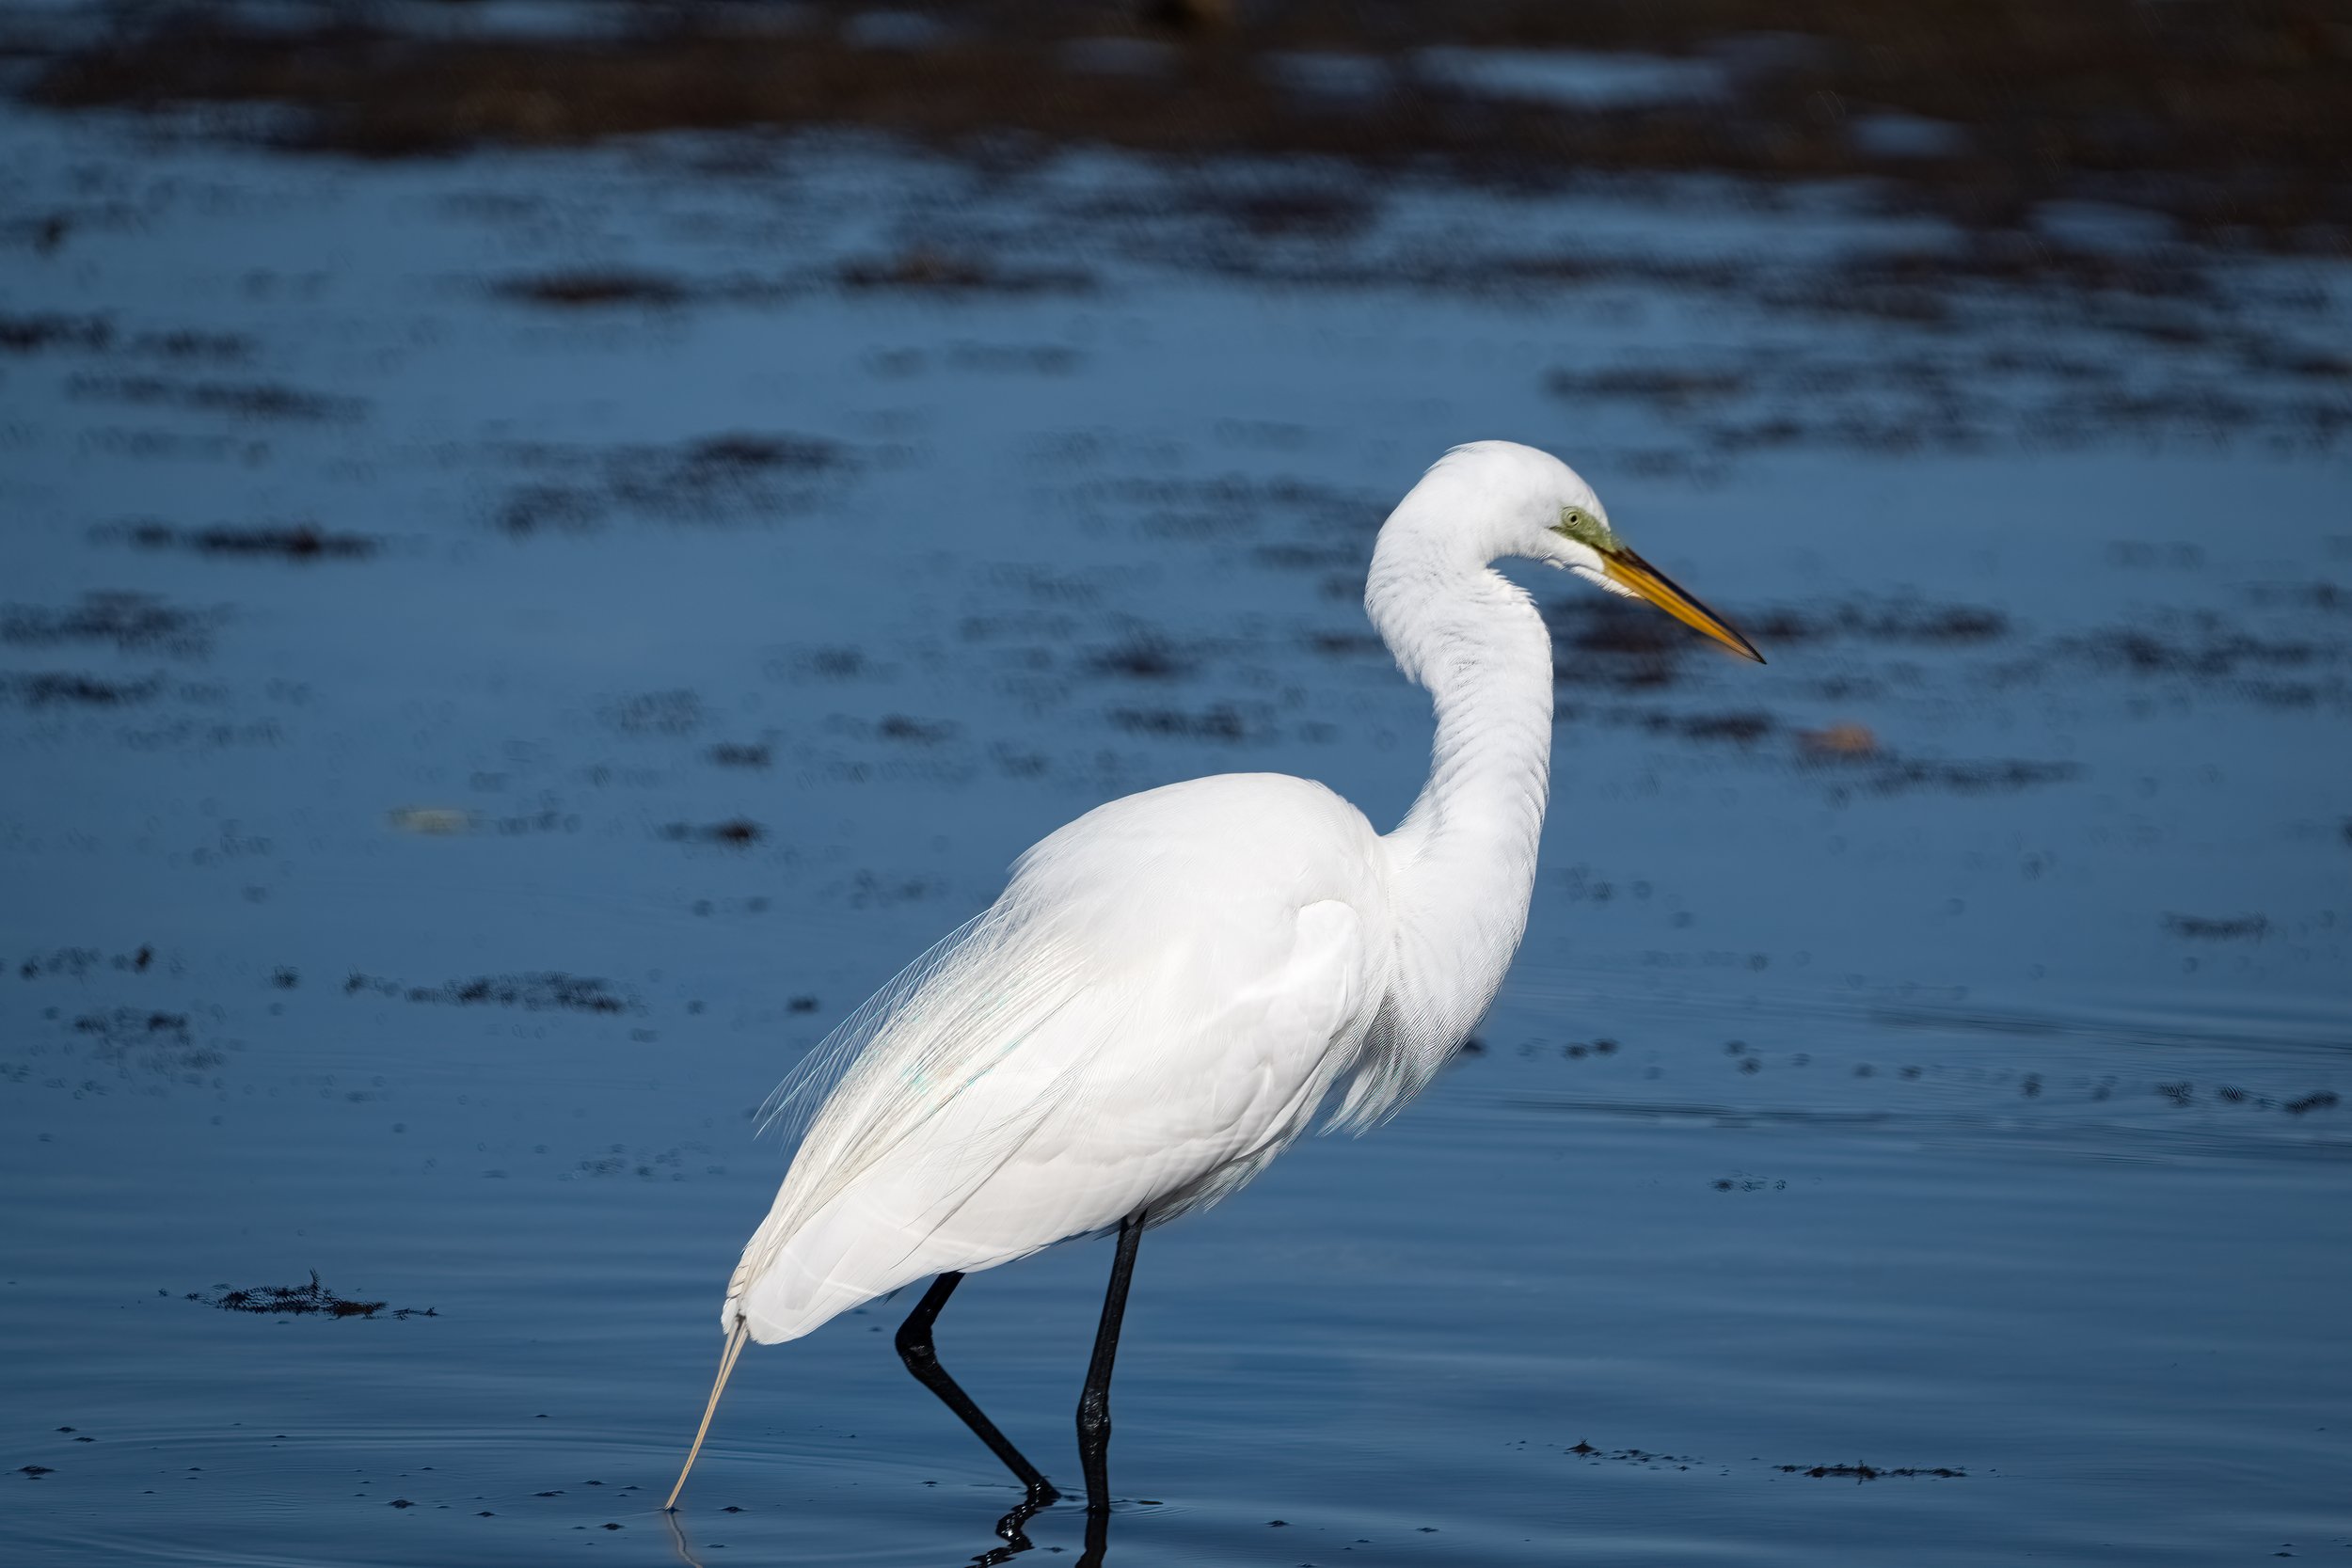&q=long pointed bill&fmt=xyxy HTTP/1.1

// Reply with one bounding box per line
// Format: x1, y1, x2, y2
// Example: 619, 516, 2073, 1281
1603, 548, 1765, 663
665, 1320, 749, 1513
